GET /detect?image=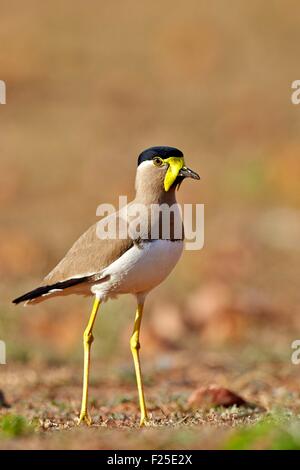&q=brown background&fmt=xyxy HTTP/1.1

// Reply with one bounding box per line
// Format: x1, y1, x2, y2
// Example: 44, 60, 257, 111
0, 0, 300, 449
